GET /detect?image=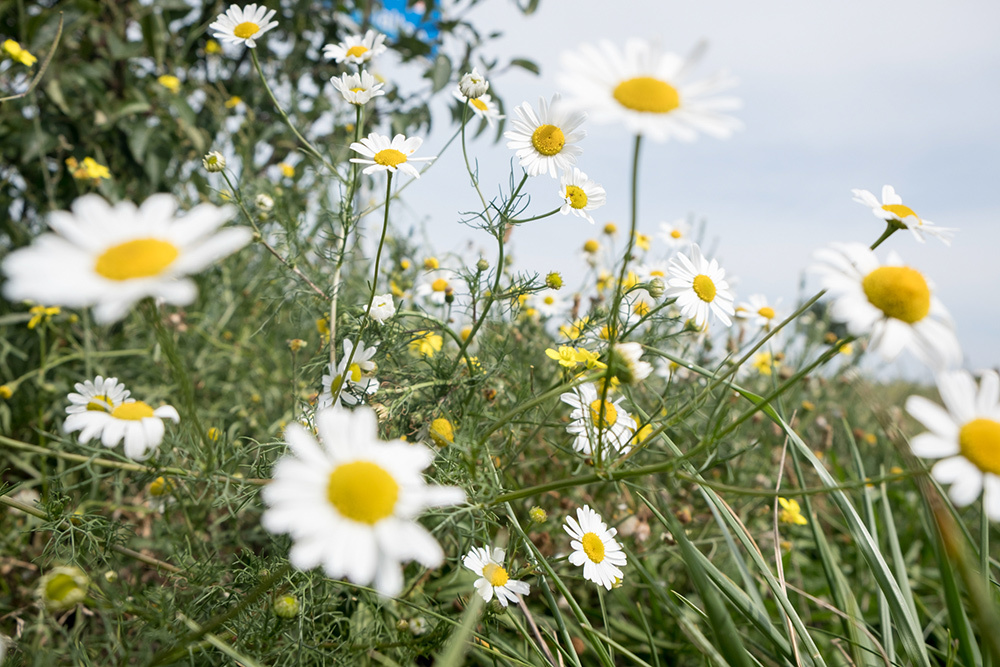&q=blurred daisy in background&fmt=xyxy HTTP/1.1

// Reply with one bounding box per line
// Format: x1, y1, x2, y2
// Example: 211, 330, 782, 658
65, 376, 131, 415
453, 90, 504, 128
558, 38, 741, 142
319, 340, 379, 408
735, 294, 781, 330
852, 185, 955, 245
331, 70, 386, 106
323, 30, 387, 65
64, 394, 180, 461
